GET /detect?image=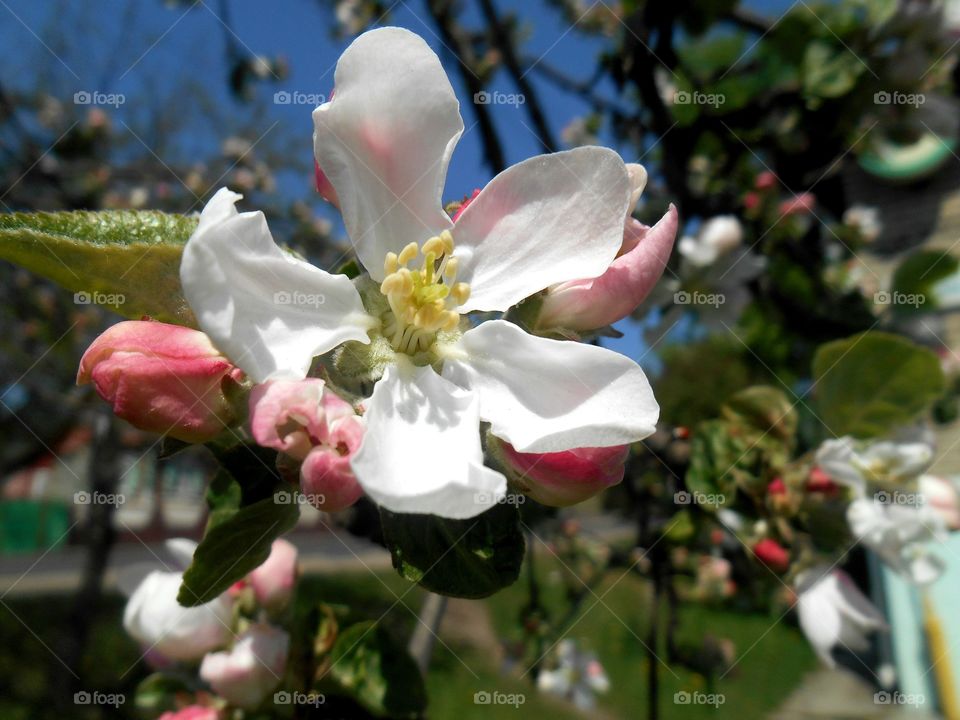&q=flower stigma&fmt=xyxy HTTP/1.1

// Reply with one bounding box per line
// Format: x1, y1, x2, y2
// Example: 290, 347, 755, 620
379, 229, 470, 354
